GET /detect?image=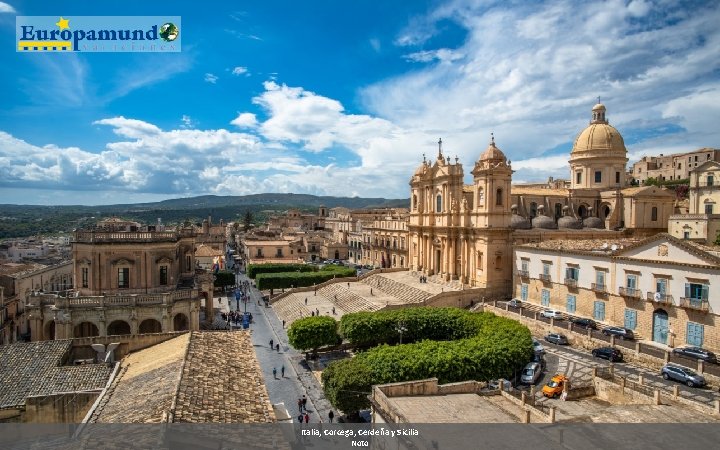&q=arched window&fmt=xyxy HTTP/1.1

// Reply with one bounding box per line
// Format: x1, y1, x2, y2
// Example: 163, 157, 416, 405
477, 188, 484, 206
495, 188, 503, 206
529, 202, 538, 218
651, 206, 658, 221
412, 194, 418, 210
436, 194, 443, 212
578, 205, 587, 218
